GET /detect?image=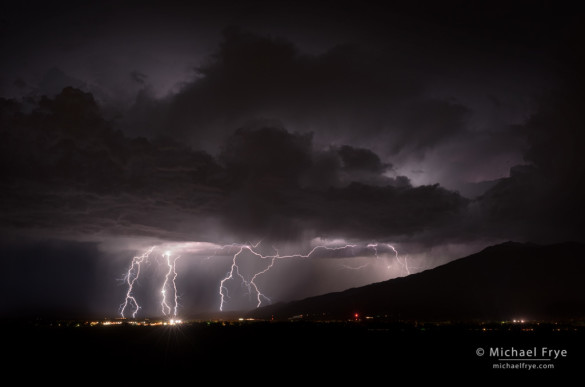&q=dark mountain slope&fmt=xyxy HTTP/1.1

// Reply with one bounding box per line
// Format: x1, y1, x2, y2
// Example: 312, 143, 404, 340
248, 242, 585, 321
